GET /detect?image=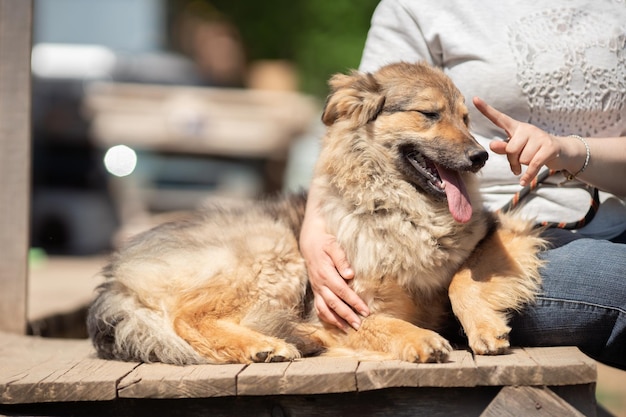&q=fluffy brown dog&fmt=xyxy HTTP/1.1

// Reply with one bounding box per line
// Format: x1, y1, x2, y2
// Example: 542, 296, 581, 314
88, 62, 545, 365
